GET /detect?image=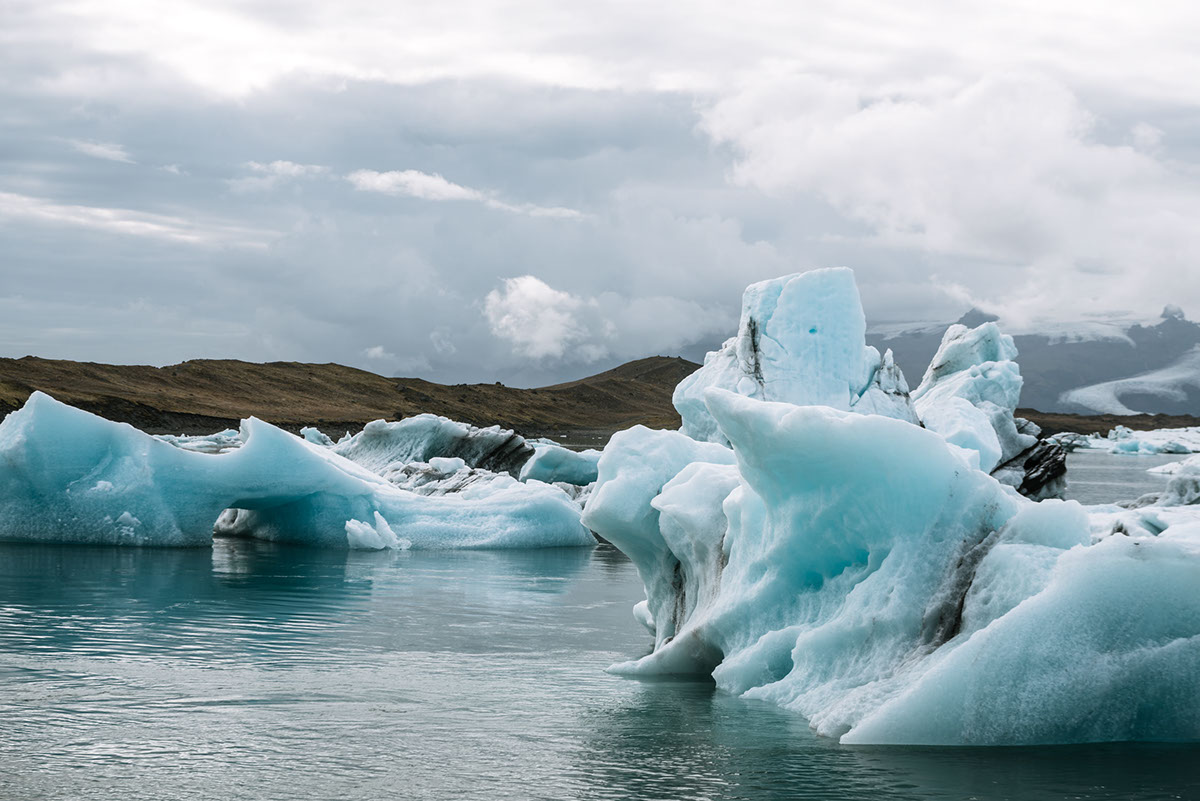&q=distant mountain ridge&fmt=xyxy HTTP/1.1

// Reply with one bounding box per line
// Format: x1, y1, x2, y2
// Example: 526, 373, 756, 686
2, 353, 1198, 441
869, 308, 1200, 415
0, 355, 700, 442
